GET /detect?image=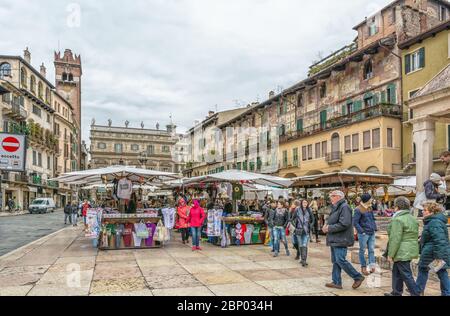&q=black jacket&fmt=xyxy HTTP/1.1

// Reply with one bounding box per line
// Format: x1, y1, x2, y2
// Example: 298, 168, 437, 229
290, 207, 315, 235
424, 180, 446, 203
268, 208, 289, 228
326, 199, 355, 248
64, 205, 72, 214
